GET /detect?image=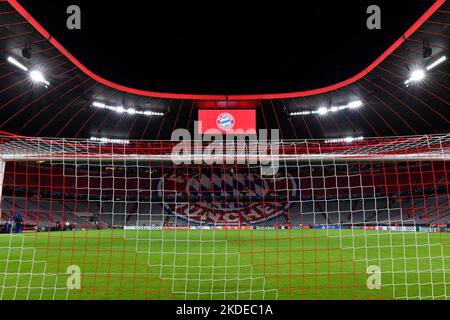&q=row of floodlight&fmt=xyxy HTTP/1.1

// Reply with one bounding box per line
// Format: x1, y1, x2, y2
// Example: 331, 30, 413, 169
7, 56, 164, 117
7, 56, 50, 87
290, 56, 446, 116
92, 101, 164, 117
7, 52, 444, 149
324, 136, 364, 144
89, 135, 365, 145
90, 137, 130, 145
8, 53, 446, 98
404, 55, 446, 86
290, 100, 363, 117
